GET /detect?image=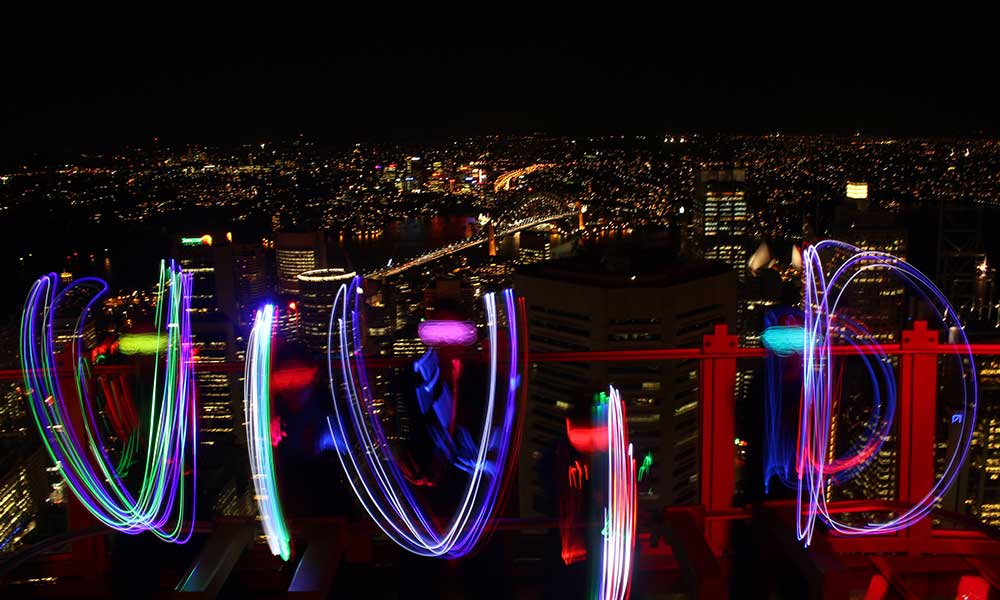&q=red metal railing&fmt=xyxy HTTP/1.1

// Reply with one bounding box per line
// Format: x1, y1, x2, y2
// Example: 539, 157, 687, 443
5, 321, 1000, 598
